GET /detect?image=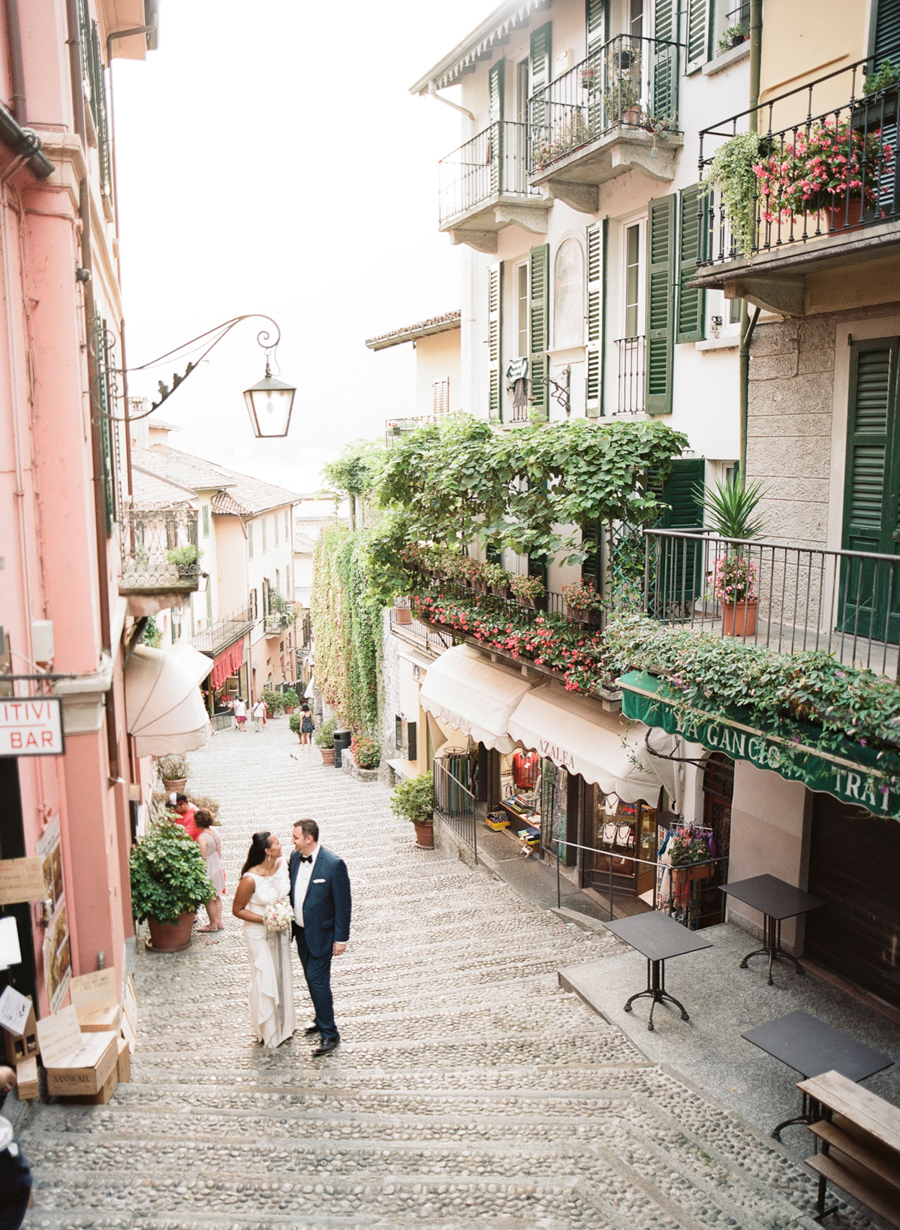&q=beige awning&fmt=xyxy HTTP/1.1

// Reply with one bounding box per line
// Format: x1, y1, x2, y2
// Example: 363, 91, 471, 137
418, 643, 534, 754
507, 683, 663, 805
125, 642, 212, 758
